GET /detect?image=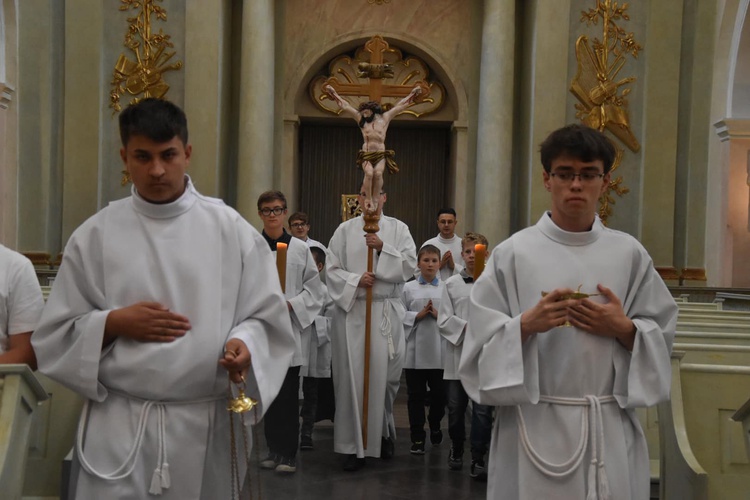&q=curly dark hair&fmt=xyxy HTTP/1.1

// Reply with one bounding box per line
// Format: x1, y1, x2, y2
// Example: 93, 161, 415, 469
358, 101, 383, 115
